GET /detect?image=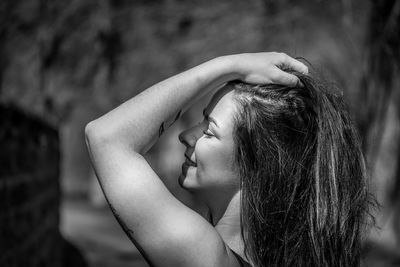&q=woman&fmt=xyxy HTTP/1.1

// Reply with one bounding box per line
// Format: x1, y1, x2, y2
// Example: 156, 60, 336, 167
85, 52, 370, 266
